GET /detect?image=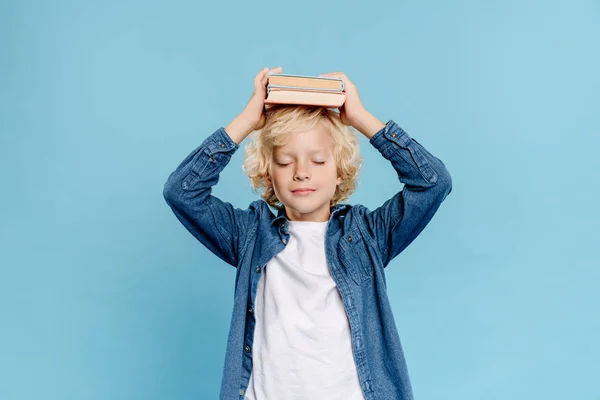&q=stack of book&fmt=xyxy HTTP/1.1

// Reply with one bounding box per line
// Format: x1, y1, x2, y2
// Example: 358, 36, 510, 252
265, 73, 346, 107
